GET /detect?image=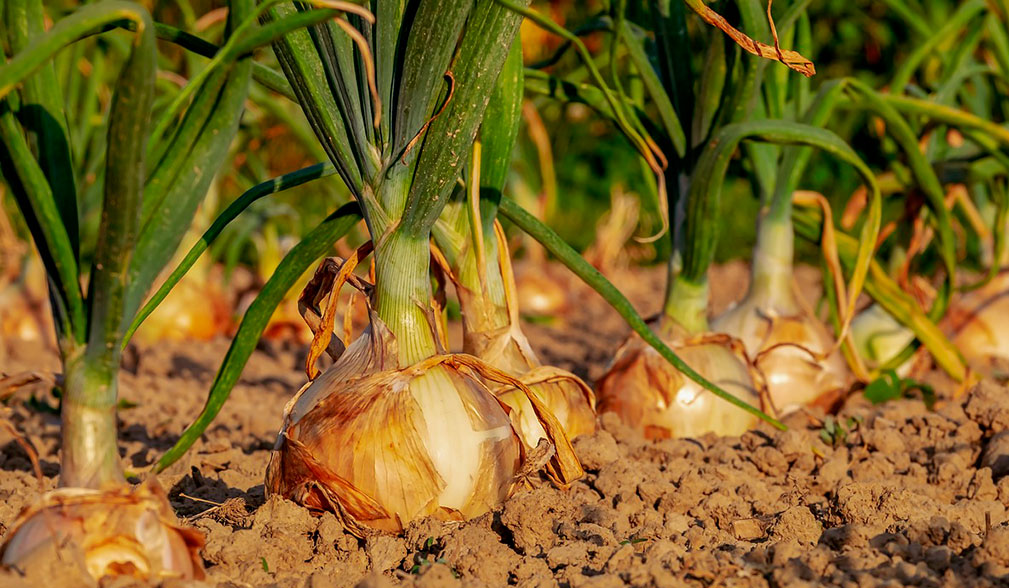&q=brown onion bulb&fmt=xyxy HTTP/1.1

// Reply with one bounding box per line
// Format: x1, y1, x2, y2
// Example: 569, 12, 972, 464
513, 262, 568, 317
463, 321, 596, 446
267, 314, 582, 536
135, 271, 231, 344
596, 329, 760, 439
0, 482, 203, 583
